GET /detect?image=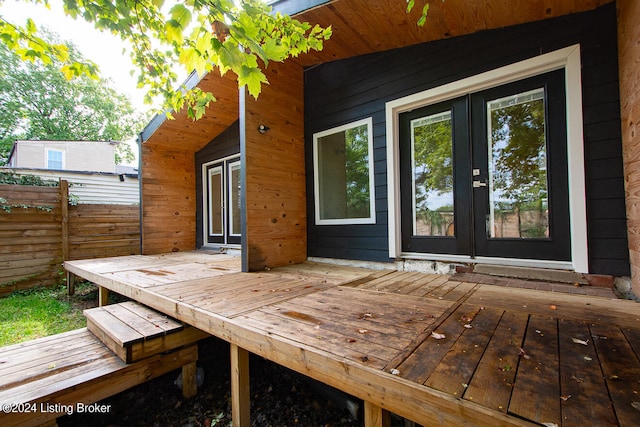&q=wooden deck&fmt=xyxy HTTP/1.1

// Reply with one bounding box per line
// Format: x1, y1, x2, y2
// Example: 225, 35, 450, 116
64, 252, 640, 426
